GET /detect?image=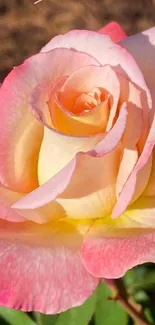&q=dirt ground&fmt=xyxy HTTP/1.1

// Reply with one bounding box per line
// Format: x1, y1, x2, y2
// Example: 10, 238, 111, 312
0, 0, 155, 81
